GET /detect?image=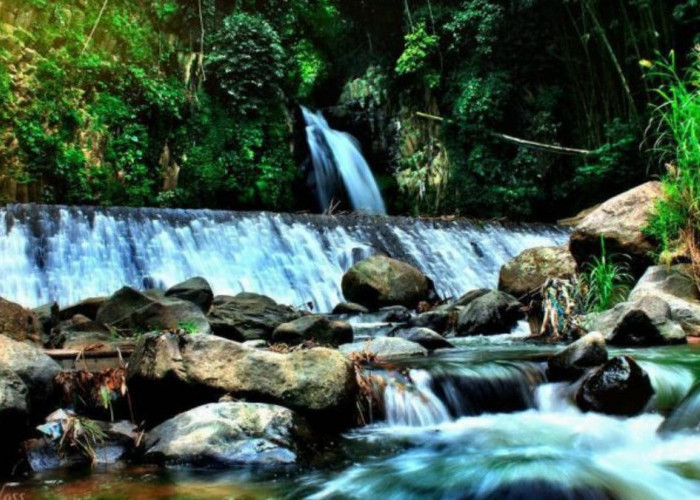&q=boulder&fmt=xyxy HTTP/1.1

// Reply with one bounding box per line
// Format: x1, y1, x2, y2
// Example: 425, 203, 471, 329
332, 302, 370, 315
165, 277, 214, 313
575, 356, 654, 416
453, 289, 491, 308
144, 402, 310, 467
407, 310, 455, 334
380, 305, 412, 323
0, 369, 29, 470
547, 332, 608, 381
607, 295, 686, 346
0, 296, 41, 342
207, 293, 303, 341
455, 291, 524, 336
96, 287, 211, 334
46, 314, 114, 349
0, 335, 60, 415
569, 181, 663, 275
629, 265, 700, 336
388, 327, 454, 350
341, 256, 429, 309
59, 296, 108, 321
658, 382, 700, 434
126, 332, 356, 428
272, 316, 352, 347
339, 337, 428, 359
498, 246, 577, 300
33, 302, 59, 336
